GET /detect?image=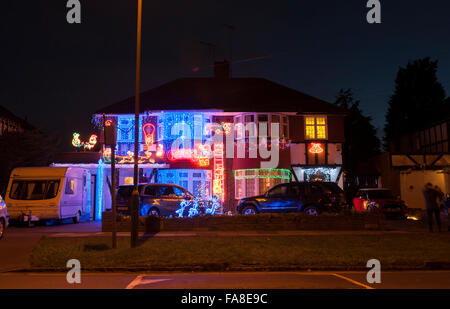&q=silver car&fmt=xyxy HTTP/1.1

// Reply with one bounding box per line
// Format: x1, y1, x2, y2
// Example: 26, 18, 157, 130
0, 194, 9, 239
